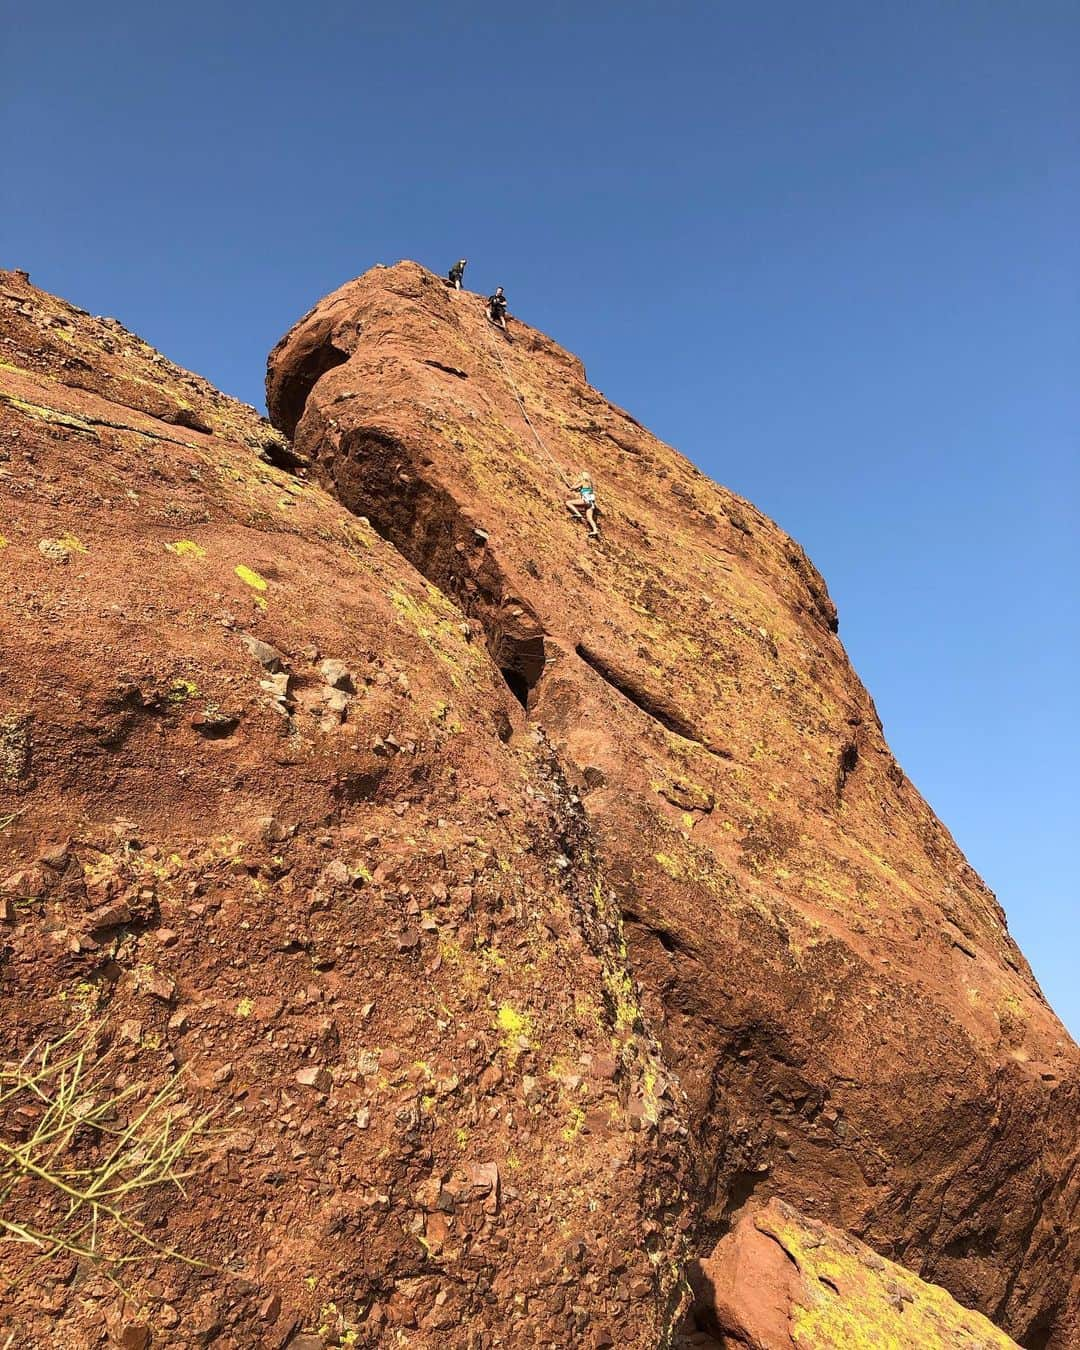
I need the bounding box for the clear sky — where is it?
[4,2,1077,1034]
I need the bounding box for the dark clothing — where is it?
[448,261,466,285]
[488,292,507,316]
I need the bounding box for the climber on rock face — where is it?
[487,287,508,330]
[566,471,600,538]
[448,259,467,289]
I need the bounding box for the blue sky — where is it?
[4,2,1077,1034]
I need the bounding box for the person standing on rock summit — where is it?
[448,258,467,289]
[487,286,508,330]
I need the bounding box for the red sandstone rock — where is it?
[0,269,689,1347]
[268,261,1079,1347]
[685,1198,1020,1349]
[0,261,1076,1348]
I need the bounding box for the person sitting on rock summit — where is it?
[448,258,467,289]
[487,286,508,330]
[566,471,600,538]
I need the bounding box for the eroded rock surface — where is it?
[0,270,691,1347]
[268,261,1079,1347]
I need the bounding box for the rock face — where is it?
[267,262,1079,1347]
[0,262,1075,1348]
[0,271,690,1347]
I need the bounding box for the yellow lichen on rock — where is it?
[691,1199,1020,1349]
[166,539,206,559]
[763,1203,1018,1350]
[234,563,267,591]
[495,1002,533,1058]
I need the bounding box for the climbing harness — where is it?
[481,316,571,490]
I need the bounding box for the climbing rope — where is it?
[481,317,571,489]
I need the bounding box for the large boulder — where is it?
[685,1198,1020,1349]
